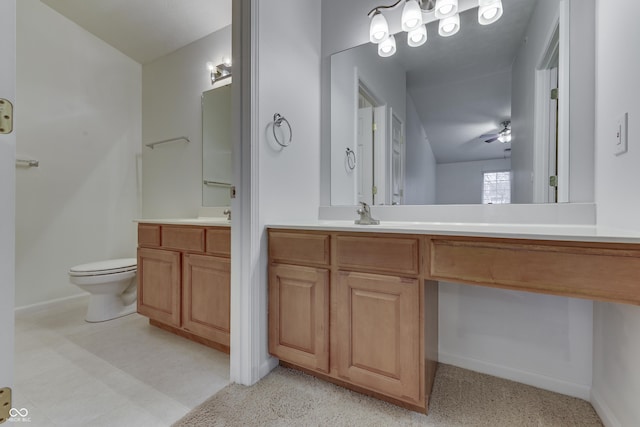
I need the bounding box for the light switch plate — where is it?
[615,112,628,156]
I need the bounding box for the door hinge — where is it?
[230,186,236,199]
[372,185,378,195]
[372,123,377,132]
[550,88,559,100]
[0,99,14,134]
[549,175,558,187]
[0,387,11,424]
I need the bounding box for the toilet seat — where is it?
[69,258,137,277]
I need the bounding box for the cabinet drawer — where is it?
[206,228,231,257]
[336,235,420,275]
[428,237,640,304]
[138,224,160,247]
[162,226,205,252]
[269,231,330,266]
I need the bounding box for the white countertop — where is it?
[267,220,640,244]
[135,217,230,226]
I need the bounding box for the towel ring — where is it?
[273,113,292,147]
[346,148,356,170]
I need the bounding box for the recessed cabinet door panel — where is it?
[183,254,230,345]
[269,264,330,373]
[137,248,181,327]
[336,271,420,403]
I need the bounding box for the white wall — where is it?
[330,43,406,205]
[405,95,436,205]
[142,26,231,218]
[591,0,640,425]
[15,0,141,307]
[257,0,322,374]
[440,284,593,398]
[511,0,595,204]
[436,158,511,205]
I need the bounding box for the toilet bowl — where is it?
[69,258,137,322]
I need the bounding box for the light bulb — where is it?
[408,25,427,47]
[401,0,423,32]
[434,0,458,19]
[369,12,389,44]
[478,0,503,25]
[206,62,214,71]
[378,34,396,57]
[438,14,460,37]
[222,56,232,66]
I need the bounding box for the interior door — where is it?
[357,106,373,205]
[373,106,386,205]
[0,0,17,391]
[391,113,404,205]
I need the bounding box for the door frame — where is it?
[533,0,570,203]
[0,0,17,389]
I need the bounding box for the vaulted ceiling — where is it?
[40,0,232,64]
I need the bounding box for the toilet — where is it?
[68,258,138,322]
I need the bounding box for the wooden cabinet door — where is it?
[137,248,181,327]
[269,264,330,373]
[182,254,230,346]
[336,271,421,403]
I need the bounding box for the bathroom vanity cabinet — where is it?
[137,223,230,353]
[268,225,640,413]
[268,229,438,413]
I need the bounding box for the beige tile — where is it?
[14,297,230,426]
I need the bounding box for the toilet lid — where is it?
[69,258,137,277]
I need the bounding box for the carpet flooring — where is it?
[173,364,602,426]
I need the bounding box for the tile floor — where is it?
[12,296,230,427]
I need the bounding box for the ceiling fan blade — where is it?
[484,137,498,143]
[479,133,497,138]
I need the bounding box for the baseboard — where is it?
[14,292,88,315]
[439,351,591,400]
[260,356,279,380]
[590,388,622,427]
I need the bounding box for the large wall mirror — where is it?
[329,0,593,206]
[202,84,232,207]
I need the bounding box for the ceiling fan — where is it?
[480,120,511,143]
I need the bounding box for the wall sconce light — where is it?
[206,56,232,84]
[368,0,504,57]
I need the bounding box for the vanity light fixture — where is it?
[478,0,503,25]
[207,57,232,84]
[378,34,397,57]
[368,0,504,57]
[438,14,460,37]
[368,0,426,52]
[408,25,428,47]
[434,0,458,19]
[401,0,423,32]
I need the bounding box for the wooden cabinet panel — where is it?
[182,254,230,345]
[336,271,421,403]
[205,228,231,257]
[269,231,330,266]
[269,264,330,373]
[137,248,181,327]
[428,237,640,305]
[336,235,420,275]
[138,224,160,247]
[161,226,205,252]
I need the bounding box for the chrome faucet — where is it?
[355,202,379,225]
[223,208,231,221]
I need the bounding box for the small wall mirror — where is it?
[202,84,232,207]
